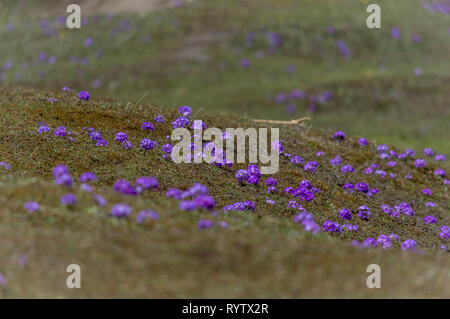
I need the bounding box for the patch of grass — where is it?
[0,86,449,297]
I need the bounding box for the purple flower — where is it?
[78,91,90,100]
[425,201,436,208]
[391,27,400,39]
[61,193,77,206]
[322,220,342,233]
[141,122,154,131]
[136,210,159,224]
[166,188,183,200]
[342,224,358,232]
[115,132,128,143]
[338,208,352,220]
[235,169,249,183]
[96,139,108,147]
[355,182,369,193]
[93,194,107,206]
[336,40,350,59]
[122,140,132,150]
[84,37,93,47]
[363,238,378,247]
[24,201,40,213]
[247,164,261,179]
[330,155,342,166]
[359,138,369,146]
[401,239,417,251]
[37,123,51,133]
[135,177,158,193]
[290,156,303,165]
[424,148,434,156]
[179,200,197,211]
[414,158,426,168]
[422,188,432,196]
[53,164,69,178]
[357,205,372,221]
[172,116,189,129]
[333,131,346,140]
[111,203,131,218]
[54,126,67,137]
[198,219,214,229]
[55,173,73,187]
[440,226,450,240]
[154,115,165,123]
[271,140,284,153]
[435,154,446,161]
[194,195,216,210]
[343,183,354,192]
[140,138,157,151]
[178,105,192,117]
[341,165,354,173]
[264,177,277,187]
[377,235,392,249]
[424,215,436,224]
[113,179,137,195]
[434,168,446,177]
[80,172,97,183]
[239,58,250,68]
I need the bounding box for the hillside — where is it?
[0,86,449,297]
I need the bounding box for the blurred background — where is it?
[1,0,449,154]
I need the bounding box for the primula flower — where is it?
[247,164,261,179]
[172,116,189,129]
[440,226,450,240]
[342,224,358,232]
[61,193,77,206]
[113,180,137,195]
[343,183,354,192]
[424,215,436,224]
[54,126,67,137]
[24,201,40,213]
[122,141,132,150]
[271,140,284,153]
[304,161,318,173]
[154,115,165,123]
[80,172,97,183]
[55,173,73,187]
[341,165,354,173]
[357,205,372,221]
[377,235,392,249]
[165,188,183,200]
[414,159,426,168]
[136,210,159,224]
[141,122,154,131]
[178,106,192,117]
[338,208,352,220]
[435,154,446,161]
[115,132,128,143]
[401,239,417,251]
[135,177,158,193]
[140,139,157,151]
[322,220,342,233]
[37,123,50,133]
[194,195,216,210]
[290,156,303,165]
[198,219,214,229]
[359,138,368,146]
[363,238,378,247]
[53,164,69,178]
[333,131,346,140]
[96,139,108,147]
[111,203,131,218]
[355,182,369,193]
[424,148,434,156]
[434,168,445,177]
[264,177,277,187]
[78,91,90,100]
[425,201,436,208]
[93,194,107,206]
[330,155,342,166]
[422,188,432,196]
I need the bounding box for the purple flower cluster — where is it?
[293,210,320,234]
[357,205,372,221]
[322,220,342,233]
[223,201,255,212]
[235,164,261,185]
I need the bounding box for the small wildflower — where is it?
[111,203,131,218]
[357,205,372,221]
[60,193,77,206]
[115,132,128,143]
[80,172,97,183]
[333,131,346,140]
[141,122,154,131]
[401,239,417,251]
[24,201,40,213]
[424,215,436,224]
[359,138,368,146]
[136,210,159,224]
[338,208,352,220]
[78,91,90,100]
[198,219,214,229]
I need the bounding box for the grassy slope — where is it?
[0,86,449,297]
[1,0,449,154]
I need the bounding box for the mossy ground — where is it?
[0,86,449,297]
